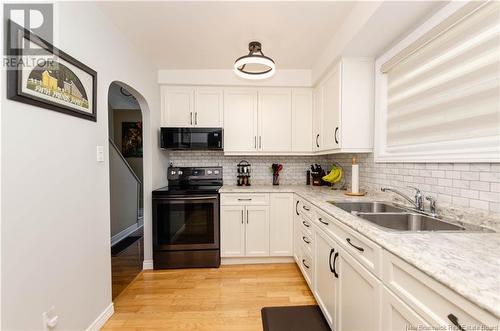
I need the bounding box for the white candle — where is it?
[352,164,359,193]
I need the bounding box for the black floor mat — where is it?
[261,305,330,331]
[111,236,142,256]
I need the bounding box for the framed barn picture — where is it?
[6,20,97,121]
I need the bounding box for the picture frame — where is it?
[122,122,143,157]
[6,20,97,121]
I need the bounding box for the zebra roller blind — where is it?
[383,2,500,153]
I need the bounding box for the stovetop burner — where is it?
[153,166,223,196]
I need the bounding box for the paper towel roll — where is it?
[352,164,359,194]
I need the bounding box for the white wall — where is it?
[0,2,166,330]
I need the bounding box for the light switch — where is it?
[96,145,104,162]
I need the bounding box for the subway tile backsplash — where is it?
[165,151,500,213]
[326,153,500,213]
[166,151,333,186]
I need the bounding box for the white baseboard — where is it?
[86,303,114,331]
[143,259,154,270]
[111,223,142,247]
[221,256,294,265]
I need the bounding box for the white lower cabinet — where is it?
[293,196,301,263]
[220,204,269,257]
[220,206,245,257]
[313,227,339,329]
[337,245,382,331]
[245,206,270,256]
[220,193,288,258]
[270,193,294,256]
[382,287,429,331]
[222,193,498,331]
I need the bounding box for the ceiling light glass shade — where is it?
[234,42,276,80]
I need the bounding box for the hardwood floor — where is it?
[103,263,316,331]
[112,229,144,299]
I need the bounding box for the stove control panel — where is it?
[168,166,223,181]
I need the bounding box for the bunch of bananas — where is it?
[322,165,343,184]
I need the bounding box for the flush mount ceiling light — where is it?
[234,41,276,80]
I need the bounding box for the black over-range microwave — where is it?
[160,127,223,150]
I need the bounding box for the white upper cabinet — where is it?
[161,86,223,127]
[314,58,374,153]
[194,87,224,127]
[258,88,292,152]
[223,89,258,153]
[161,86,194,127]
[292,89,313,152]
[341,58,374,151]
[160,62,372,154]
[312,86,323,151]
[321,66,341,150]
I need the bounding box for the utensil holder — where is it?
[272,174,280,185]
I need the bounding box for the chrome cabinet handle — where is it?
[302,236,310,244]
[295,200,300,215]
[302,259,310,269]
[190,112,193,125]
[302,221,310,228]
[241,210,244,224]
[246,209,249,224]
[447,314,465,331]
[346,238,364,252]
[254,136,257,149]
[334,127,339,144]
[303,205,310,211]
[259,136,262,149]
[195,112,198,125]
[316,134,320,148]
[318,217,329,226]
[238,198,252,201]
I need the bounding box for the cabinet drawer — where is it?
[221,193,270,206]
[300,248,313,287]
[298,214,313,236]
[314,208,382,277]
[298,227,313,255]
[298,198,315,220]
[383,250,499,329]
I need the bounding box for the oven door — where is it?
[153,194,219,251]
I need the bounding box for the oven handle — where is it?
[154,196,218,201]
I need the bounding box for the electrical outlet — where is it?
[42,306,58,331]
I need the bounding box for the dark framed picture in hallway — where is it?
[6,20,97,121]
[122,122,143,157]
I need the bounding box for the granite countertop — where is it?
[219,185,500,318]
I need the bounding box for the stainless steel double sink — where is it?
[329,201,491,232]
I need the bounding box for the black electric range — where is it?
[152,166,222,269]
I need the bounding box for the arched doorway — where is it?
[107,82,146,299]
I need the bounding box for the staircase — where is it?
[109,138,142,246]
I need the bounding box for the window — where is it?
[375,1,500,162]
